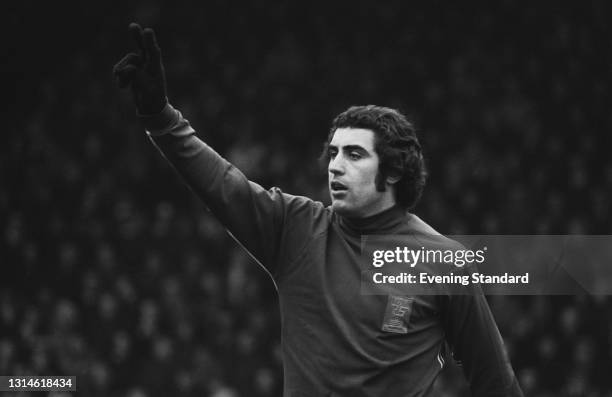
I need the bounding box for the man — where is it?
[114,23,523,397]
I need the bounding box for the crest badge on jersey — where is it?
[381,295,414,334]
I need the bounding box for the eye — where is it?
[348,151,362,160]
[328,148,338,159]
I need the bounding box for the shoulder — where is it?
[406,213,441,235]
[269,188,328,214]
[267,188,332,229]
[405,213,465,251]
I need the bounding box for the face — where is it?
[327,128,397,218]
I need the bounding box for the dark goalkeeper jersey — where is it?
[142,105,523,397]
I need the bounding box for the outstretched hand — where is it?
[113,23,168,114]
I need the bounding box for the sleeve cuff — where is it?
[138,103,181,136]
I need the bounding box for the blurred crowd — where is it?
[4,1,612,396]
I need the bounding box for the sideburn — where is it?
[375,171,387,192]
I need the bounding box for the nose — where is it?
[328,153,345,176]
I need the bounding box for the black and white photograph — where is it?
[4,2,612,396]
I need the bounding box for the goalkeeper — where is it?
[114,23,523,397]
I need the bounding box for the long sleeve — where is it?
[442,284,524,397]
[140,104,320,278]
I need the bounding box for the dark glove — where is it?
[113,23,168,115]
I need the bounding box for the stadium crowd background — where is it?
[4,1,612,396]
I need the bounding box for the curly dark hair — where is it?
[323,105,427,210]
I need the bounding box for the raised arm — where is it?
[113,24,319,278]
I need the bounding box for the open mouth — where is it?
[330,181,348,191]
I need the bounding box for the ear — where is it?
[386,175,401,185]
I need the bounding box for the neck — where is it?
[344,201,396,220]
[337,204,405,235]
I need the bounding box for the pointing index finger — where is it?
[143,28,161,61]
